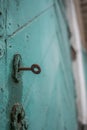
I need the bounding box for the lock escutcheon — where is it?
[12,54,41,83]
[10,103,28,130]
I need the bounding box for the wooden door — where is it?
[0,0,78,130]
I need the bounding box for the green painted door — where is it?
[0,0,78,130]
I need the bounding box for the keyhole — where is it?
[0,12,2,16]
[17,113,22,123]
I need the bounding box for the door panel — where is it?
[7,7,61,130]
[6,5,77,130]
[0,0,78,130]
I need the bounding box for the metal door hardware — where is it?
[10,103,28,130]
[12,54,41,83]
[12,54,22,83]
[18,64,41,74]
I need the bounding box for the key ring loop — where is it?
[31,64,41,74]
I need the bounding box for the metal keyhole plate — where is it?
[12,54,41,83]
[12,54,22,83]
[10,103,28,130]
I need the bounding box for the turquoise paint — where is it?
[0,0,78,130]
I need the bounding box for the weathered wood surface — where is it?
[0,0,78,130]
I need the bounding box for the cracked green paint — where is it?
[0,0,78,130]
